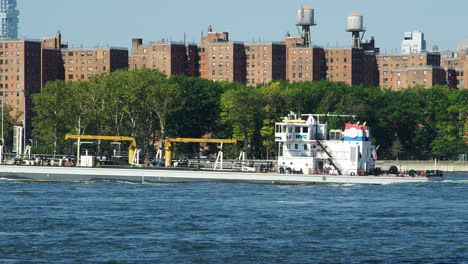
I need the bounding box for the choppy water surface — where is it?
[0,174,467,264]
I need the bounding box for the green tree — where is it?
[32,80,71,152]
[430,88,468,158]
[258,82,288,158]
[221,86,264,158]
[1,103,22,150]
[145,70,184,146]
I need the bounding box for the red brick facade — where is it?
[127,27,462,90]
[441,51,468,89]
[62,47,128,82]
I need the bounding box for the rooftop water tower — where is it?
[346,12,365,48]
[296,6,316,47]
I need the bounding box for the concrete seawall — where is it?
[376,160,468,173]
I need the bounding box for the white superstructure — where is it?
[0,0,19,39]
[401,31,426,54]
[275,112,376,176]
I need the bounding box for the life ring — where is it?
[350,172,356,176]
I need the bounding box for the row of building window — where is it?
[0,91,21,97]
[68,74,94,80]
[246,78,269,84]
[210,46,231,51]
[441,60,464,67]
[326,74,348,79]
[211,70,231,75]
[0,75,20,81]
[382,56,421,61]
[291,58,310,63]
[68,66,107,72]
[0,67,21,73]
[291,73,310,78]
[0,99,21,105]
[0,43,21,49]
[212,78,230,82]
[246,54,269,59]
[211,62,231,67]
[67,59,103,64]
[325,58,348,63]
[142,46,167,53]
[292,50,311,55]
[0,83,21,89]
[0,51,21,56]
[63,51,108,57]
[286,144,309,150]
[383,70,429,76]
[291,65,310,71]
[245,46,269,51]
[246,70,268,76]
[381,63,427,69]
[0,59,22,65]
[210,54,231,59]
[325,50,349,55]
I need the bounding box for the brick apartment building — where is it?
[126,16,466,91]
[0,32,130,146]
[199,28,246,83]
[41,33,65,86]
[62,46,128,82]
[0,33,64,145]
[324,48,369,86]
[129,29,287,86]
[375,52,454,90]
[127,29,466,91]
[0,39,40,131]
[284,32,378,87]
[130,39,191,76]
[286,46,324,82]
[441,50,468,89]
[245,42,286,86]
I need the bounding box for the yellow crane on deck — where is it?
[65,134,137,165]
[164,138,237,168]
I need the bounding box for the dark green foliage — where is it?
[32,71,467,159]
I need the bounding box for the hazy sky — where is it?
[19,0,468,52]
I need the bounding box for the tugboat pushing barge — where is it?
[275,112,442,180]
[0,113,443,185]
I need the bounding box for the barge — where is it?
[0,165,442,185]
[0,112,443,185]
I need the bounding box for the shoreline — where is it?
[376,160,468,173]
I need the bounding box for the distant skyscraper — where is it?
[0,0,19,39]
[401,31,426,54]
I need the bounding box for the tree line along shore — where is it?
[3,68,463,161]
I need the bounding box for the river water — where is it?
[0,174,467,264]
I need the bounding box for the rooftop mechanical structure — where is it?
[296,6,316,47]
[346,12,365,48]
